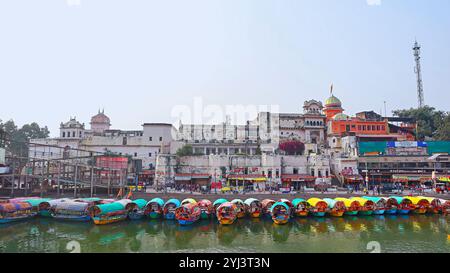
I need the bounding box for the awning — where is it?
[175,173,210,181]
[227,174,267,182]
[281,174,316,182]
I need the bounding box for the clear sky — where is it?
[0,0,449,136]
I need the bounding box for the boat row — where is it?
[1,196,449,226]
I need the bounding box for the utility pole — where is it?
[413,40,425,108]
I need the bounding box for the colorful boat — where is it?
[231,199,246,218]
[216,202,238,225]
[389,196,414,214]
[420,197,441,214]
[198,199,213,219]
[163,199,181,220]
[382,197,399,214]
[50,200,91,221]
[213,198,228,216]
[89,199,131,225]
[181,198,197,206]
[244,198,262,218]
[278,199,295,218]
[408,196,430,214]
[440,199,450,215]
[0,201,36,223]
[350,197,375,216]
[261,199,276,218]
[335,198,361,216]
[363,196,386,215]
[19,198,52,216]
[291,198,310,217]
[145,198,164,219]
[125,199,147,220]
[175,203,201,225]
[323,198,345,217]
[270,202,290,225]
[306,198,328,217]
[38,198,71,217]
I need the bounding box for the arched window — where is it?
[62,132,65,138]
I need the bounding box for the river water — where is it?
[1,215,449,253]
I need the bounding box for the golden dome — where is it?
[325,95,342,107]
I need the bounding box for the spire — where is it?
[330,83,334,96]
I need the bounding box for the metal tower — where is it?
[413,40,424,108]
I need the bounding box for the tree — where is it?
[434,114,450,140]
[392,106,448,140]
[176,144,194,157]
[278,140,305,155]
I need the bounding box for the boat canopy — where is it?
[362,196,384,204]
[270,202,289,213]
[323,198,337,208]
[0,202,32,213]
[244,198,259,206]
[389,196,404,204]
[198,199,212,206]
[181,198,197,205]
[213,198,228,207]
[231,199,244,205]
[164,199,181,208]
[307,198,327,207]
[335,198,360,208]
[350,197,372,206]
[23,198,52,207]
[292,198,307,207]
[148,198,164,207]
[90,202,126,216]
[53,201,89,212]
[408,197,430,206]
[130,199,147,209]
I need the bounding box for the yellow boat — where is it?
[306,198,328,217]
[418,196,441,214]
[335,198,361,216]
[350,197,375,216]
[407,196,430,214]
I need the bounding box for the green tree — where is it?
[434,114,450,140]
[392,106,446,140]
[176,144,194,157]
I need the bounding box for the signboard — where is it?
[387,141,427,148]
[0,148,5,165]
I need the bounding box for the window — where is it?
[372,125,376,131]
[72,131,75,137]
[149,137,152,141]
[362,125,366,131]
[376,125,380,131]
[62,132,65,138]
[367,125,371,131]
[134,153,137,157]
[381,125,385,131]
[358,125,361,130]
[159,137,163,141]
[149,153,152,157]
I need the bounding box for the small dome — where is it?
[91,110,110,125]
[332,113,351,121]
[325,95,342,107]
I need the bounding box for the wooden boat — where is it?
[181,198,197,206]
[38,198,71,217]
[418,196,440,214]
[216,202,238,225]
[125,199,147,220]
[335,198,361,215]
[163,199,181,220]
[213,198,228,216]
[0,200,36,223]
[382,197,399,214]
[278,199,295,218]
[145,198,164,219]
[89,199,131,225]
[408,197,430,214]
[50,200,91,221]
[270,202,290,225]
[292,198,310,217]
[389,196,414,214]
[244,198,262,218]
[231,199,246,218]
[198,199,213,219]
[323,198,345,217]
[350,197,375,216]
[16,198,52,216]
[261,199,276,218]
[440,199,450,215]
[175,203,201,225]
[363,196,386,215]
[306,198,328,217]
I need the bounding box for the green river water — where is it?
[1,215,450,253]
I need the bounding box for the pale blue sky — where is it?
[0,0,449,136]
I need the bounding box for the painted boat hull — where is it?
[0,215,35,224]
[236,212,246,219]
[359,211,373,216]
[200,212,210,220]
[398,209,411,214]
[344,211,358,216]
[128,212,144,220]
[219,218,235,225]
[329,211,344,217]
[92,214,127,225]
[273,218,289,225]
[53,215,91,221]
[39,210,52,217]
[373,210,385,215]
[164,213,176,220]
[178,219,196,225]
[413,209,427,214]
[250,212,261,218]
[295,211,309,217]
[312,212,326,217]
[385,209,397,214]
[148,212,161,219]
